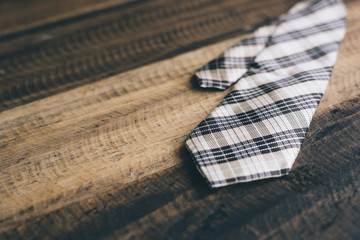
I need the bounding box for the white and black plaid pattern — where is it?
[185,0,346,188]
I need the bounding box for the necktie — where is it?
[185,0,347,188]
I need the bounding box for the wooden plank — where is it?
[0,0,359,239]
[0,35,241,233]
[0,0,298,112]
[0,0,136,37]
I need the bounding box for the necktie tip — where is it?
[195,75,232,90]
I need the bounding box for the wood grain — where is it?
[0,0,297,112]
[0,35,241,231]
[0,0,359,239]
[0,0,136,37]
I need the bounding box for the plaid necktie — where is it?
[185,0,347,188]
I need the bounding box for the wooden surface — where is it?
[0,0,359,239]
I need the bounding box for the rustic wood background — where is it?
[0,0,359,239]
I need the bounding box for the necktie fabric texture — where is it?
[185,0,347,188]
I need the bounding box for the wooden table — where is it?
[1,0,359,239]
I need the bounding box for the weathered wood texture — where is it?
[0,0,297,111]
[0,0,359,239]
[0,0,135,37]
